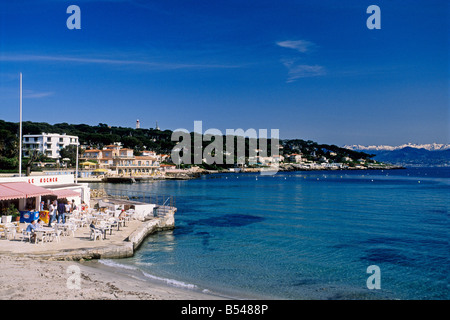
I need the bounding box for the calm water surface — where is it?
[90,167,449,300]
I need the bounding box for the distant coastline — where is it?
[76,163,406,183]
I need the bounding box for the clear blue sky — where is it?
[0,0,448,146]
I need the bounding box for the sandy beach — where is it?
[0,255,226,300]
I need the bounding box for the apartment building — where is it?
[23,133,79,159]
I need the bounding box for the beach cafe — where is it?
[0,174,90,224]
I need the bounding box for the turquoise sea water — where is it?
[90,167,449,300]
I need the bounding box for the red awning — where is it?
[0,182,54,199]
[0,185,25,201]
[51,189,80,199]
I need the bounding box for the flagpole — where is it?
[19,72,23,177]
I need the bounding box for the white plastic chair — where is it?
[90,227,103,241]
[72,209,80,217]
[4,226,16,240]
[108,217,119,230]
[21,229,32,242]
[35,232,47,244]
[66,222,77,237]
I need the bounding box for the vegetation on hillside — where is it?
[0,120,374,172]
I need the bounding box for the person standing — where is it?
[65,201,72,214]
[48,200,57,227]
[57,200,67,224]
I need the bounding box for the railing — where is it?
[95,187,176,217]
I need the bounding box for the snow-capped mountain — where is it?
[344,143,450,152]
[343,143,450,167]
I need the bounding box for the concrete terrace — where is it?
[0,213,175,261]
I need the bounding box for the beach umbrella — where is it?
[81,161,96,166]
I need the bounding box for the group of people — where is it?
[25,199,89,242]
[25,218,47,242]
[46,199,88,226]
[46,199,70,226]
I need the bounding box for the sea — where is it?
[89,167,449,300]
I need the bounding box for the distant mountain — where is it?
[344,143,450,152]
[344,144,450,167]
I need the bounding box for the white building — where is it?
[0,174,90,218]
[288,154,303,163]
[23,133,79,159]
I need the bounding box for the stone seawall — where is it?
[18,210,176,261]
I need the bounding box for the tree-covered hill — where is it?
[0,119,374,171]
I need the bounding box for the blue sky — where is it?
[0,0,448,146]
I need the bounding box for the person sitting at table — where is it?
[90,221,100,231]
[36,219,44,230]
[25,220,37,243]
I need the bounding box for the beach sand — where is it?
[0,255,227,300]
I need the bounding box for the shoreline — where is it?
[92,257,282,300]
[78,166,406,183]
[0,255,227,300]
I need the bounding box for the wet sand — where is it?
[0,255,227,300]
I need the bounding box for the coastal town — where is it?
[14,128,403,183]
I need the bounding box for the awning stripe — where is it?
[0,185,25,201]
[0,182,54,200]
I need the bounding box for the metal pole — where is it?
[19,73,22,177]
[75,143,79,183]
